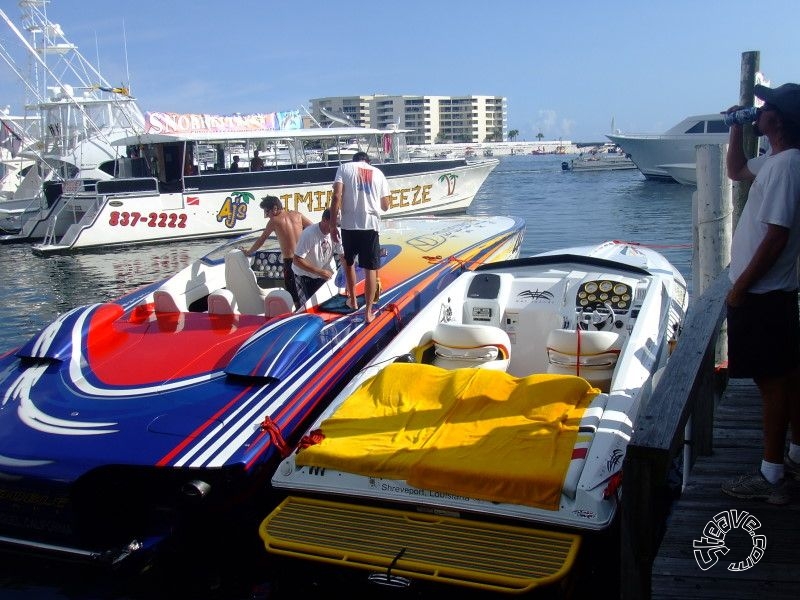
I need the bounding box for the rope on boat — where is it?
[296,429,325,452]
[260,416,291,458]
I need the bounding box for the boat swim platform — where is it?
[259,495,581,595]
[650,378,800,599]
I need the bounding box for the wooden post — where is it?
[732,50,760,230]
[695,144,732,294]
[695,144,732,367]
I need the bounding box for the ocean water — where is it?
[0,154,695,598]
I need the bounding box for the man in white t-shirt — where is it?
[722,82,800,505]
[330,151,391,323]
[292,209,338,306]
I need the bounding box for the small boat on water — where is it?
[261,240,688,594]
[2,110,498,253]
[0,214,524,566]
[561,147,636,172]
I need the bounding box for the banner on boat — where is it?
[144,110,302,135]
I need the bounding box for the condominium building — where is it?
[309,95,507,144]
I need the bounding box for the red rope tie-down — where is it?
[421,254,443,264]
[295,429,326,453]
[260,416,290,458]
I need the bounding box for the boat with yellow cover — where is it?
[261,240,688,593]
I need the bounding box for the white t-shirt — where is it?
[292,223,335,278]
[730,148,800,292]
[333,161,390,231]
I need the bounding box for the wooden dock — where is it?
[620,269,799,599]
[650,378,800,599]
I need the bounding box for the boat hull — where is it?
[264,240,688,591]
[606,133,727,180]
[0,214,524,564]
[25,158,498,253]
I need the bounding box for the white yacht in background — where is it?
[606,113,729,181]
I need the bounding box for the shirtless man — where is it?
[245,195,312,306]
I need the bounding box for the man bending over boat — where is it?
[245,195,312,307]
[330,151,391,323]
[292,209,339,306]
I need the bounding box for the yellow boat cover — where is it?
[295,363,599,510]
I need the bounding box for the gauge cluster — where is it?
[576,279,633,312]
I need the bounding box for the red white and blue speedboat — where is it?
[0,215,524,565]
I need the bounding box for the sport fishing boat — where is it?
[262,240,688,594]
[19,110,498,253]
[0,214,524,566]
[0,0,145,237]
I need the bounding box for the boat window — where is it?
[685,121,705,134]
[706,118,728,133]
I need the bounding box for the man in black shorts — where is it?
[722,82,800,505]
[330,152,391,323]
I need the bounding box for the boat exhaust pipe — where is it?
[181,479,211,499]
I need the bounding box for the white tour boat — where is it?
[22,112,498,254]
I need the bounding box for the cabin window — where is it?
[707,119,728,133]
[685,121,705,134]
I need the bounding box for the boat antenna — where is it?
[319,106,355,127]
[300,105,321,128]
[123,19,132,96]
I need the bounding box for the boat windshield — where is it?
[199,232,279,265]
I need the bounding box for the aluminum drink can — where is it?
[724,107,758,126]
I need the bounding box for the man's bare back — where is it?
[246,200,312,259]
[265,210,310,259]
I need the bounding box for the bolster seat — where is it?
[546,328,621,391]
[432,322,511,371]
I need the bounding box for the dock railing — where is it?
[620,267,731,600]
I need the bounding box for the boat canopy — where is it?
[111,126,411,146]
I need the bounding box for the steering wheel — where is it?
[589,302,614,331]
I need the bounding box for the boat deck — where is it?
[650,378,800,599]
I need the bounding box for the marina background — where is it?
[0,154,695,355]
[0,153,695,597]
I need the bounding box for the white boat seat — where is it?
[224,249,270,315]
[265,289,294,318]
[546,328,621,391]
[207,288,236,315]
[432,322,511,371]
[153,289,183,313]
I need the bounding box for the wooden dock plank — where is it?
[651,379,800,599]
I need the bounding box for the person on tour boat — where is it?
[250,150,265,171]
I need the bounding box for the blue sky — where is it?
[0,0,797,142]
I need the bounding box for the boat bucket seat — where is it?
[431,322,511,371]
[546,328,621,391]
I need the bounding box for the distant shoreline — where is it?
[407,140,584,157]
